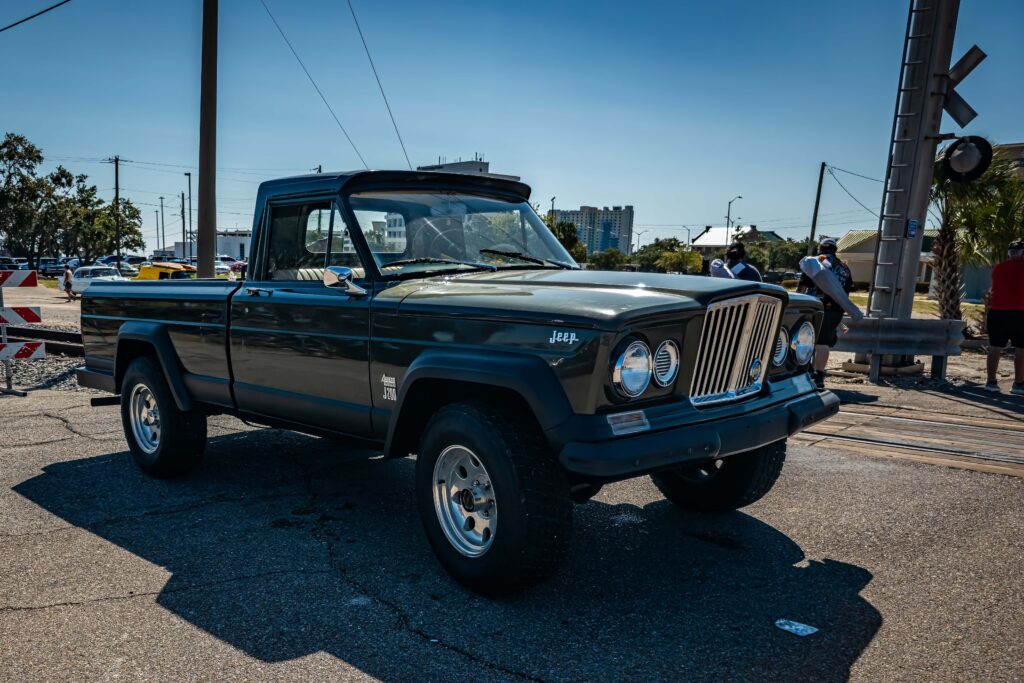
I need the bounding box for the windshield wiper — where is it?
[478,249,576,270]
[380,257,497,272]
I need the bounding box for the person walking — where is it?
[62,264,76,302]
[984,239,1024,395]
[797,237,855,388]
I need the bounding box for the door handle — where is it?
[246,287,273,297]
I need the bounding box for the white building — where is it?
[551,205,635,255]
[156,229,252,261]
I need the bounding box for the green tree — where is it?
[588,247,626,271]
[746,238,811,273]
[82,199,146,265]
[655,247,702,273]
[633,237,685,272]
[931,148,1021,321]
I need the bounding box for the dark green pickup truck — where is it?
[78,170,838,594]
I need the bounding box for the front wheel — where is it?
[651,440,787,512]
[415,400,572,595]
[120,356,207,478]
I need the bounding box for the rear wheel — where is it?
[416,400,572,595]
[651,440,787,512]
[120,356,207,478]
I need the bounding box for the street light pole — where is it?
[726,195,742,231]
[634,229,648,253]
[549,196,556,223]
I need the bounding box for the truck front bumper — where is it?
[557,388,839,480]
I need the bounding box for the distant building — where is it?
[552,205,635,255]
[416,157,520,181]
[157,229,252,261]
[690,225,782,258]
[995,142,1024,179]
[836,228,937,287]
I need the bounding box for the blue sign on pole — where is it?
[906,219,919,238]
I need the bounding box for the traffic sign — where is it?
[0,270,39,288]
[0,307,42,325]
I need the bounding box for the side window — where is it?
[325,207,363,272]
[265,200,353,281]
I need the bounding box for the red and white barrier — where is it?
[0,270,39,288]
[0,341,45,360]
[0,307,42,325]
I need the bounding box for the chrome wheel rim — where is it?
[432,445,497,557]
[129,383,161,454]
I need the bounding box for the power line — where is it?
[0,0,73,34]
[828,165,885,183]
[826,166,878,218]
[258,0,368,168]
[346,0,411,169]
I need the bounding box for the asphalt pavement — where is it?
[1,390,1022,682]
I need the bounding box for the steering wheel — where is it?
[420,216,465,259]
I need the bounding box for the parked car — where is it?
[70,266,128,294]
[0,257,20,271]
[134,262,197,281]
[77,169,837,596]
[38,257,64,276]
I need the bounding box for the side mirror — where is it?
[324,265,368,297]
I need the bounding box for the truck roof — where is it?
[256,169,532,205]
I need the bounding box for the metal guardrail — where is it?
[833,317,966,357]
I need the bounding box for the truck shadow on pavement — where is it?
[15,427,881,682]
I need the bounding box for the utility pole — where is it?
[154,211,159,254]
[112,155,121,268]
[726,195,742,236]
[181,192,187,260]
[196,0,218,278]
[184,172,193,261]
[316,164,322,174]
[808,161,826,254]
[159,196,166,254]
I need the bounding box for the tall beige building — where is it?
[552,205,635,255]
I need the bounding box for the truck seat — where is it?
[271,267,364,281]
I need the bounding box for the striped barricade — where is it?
[0,307,42,325]
[0,270,39,288]
[0,269,44,395]
[0,341,46,360]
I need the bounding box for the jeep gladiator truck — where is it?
[78,170,839,595]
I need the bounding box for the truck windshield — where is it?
[347,191,577,276]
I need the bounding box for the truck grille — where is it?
[689,294,783,406]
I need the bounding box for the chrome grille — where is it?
[689,294,783,406]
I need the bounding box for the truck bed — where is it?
[81,279,242,408]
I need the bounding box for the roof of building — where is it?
[691,226,783,248]
[837,228,939,252]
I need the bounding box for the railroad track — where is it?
[2,325,83,356]
[795,402,1024,476]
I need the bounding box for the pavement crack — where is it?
[42,412,114,441]
[0,568,334,613]
[298,463,548,683]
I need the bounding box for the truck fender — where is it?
[383,349,574,457]
[115,322,193,411]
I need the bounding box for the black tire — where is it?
[119,356,207,478]
[651,440,787,512]
[415,400,572,596]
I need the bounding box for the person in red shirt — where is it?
[985,239,1024,395]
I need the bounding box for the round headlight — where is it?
[613,341,652,397]
[772,327,789,366]
[652,340,680,387]
[790,321,816,366]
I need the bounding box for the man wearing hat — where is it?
[797,237,854,388]
[985,238,1024,395]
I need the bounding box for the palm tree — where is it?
[929,149,1020,321]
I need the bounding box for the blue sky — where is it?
[3,0,1022,254]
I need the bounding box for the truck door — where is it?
[229,198,374,436]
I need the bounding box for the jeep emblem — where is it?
[549,330,578,344]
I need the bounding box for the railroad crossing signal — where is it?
[943,45,986,128]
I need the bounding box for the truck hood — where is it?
[389,269,789,329]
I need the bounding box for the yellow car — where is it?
[134,262,197,281]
